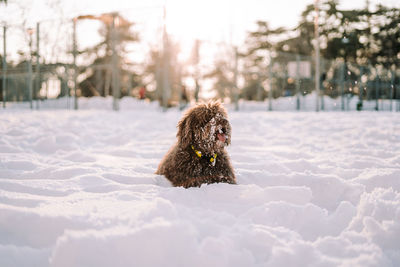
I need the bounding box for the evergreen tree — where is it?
[203,59,233,101]
[144,38,185,105]
[370,5,400,68]
[76,13,140,97]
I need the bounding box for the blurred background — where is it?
[0,0,399,111]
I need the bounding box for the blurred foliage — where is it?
[240,0,400,100]
[144,39,186,105]
[77,13,140,98]
[2,1,399,103]
[203,59,234,101]
[246,0,400,66]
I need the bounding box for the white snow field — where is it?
[1,97,400,267]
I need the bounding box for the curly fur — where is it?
[156,101,236,188]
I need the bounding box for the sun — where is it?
[164,0,230,45]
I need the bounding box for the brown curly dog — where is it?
[156,101,236,188]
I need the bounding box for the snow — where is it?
[1,97,400,267]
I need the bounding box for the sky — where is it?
[2,0,399,44]
[0,0,398,62]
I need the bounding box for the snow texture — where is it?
[1,97,400,267]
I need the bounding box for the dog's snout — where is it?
[217,133,227,142]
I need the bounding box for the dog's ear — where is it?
[176,113,193,148]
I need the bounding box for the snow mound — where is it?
[1,99,399,266]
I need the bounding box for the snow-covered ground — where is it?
[1,97,400,267]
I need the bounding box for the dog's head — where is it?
[177,101,231,154]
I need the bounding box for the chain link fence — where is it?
[1,11,399,111]
[0,7,164,110]
[251,51,400,111]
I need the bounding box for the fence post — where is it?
[295,54,300,110]
[162,8,170,112]
[268,58,273,111]
[314,0,320,112]
[375,74,379,111]
[66,65,70,109]
[2,25,6,108]
[28,29,33,109]
[73,18,78,110]
[194,39,200,103]
[233,46,239,111]
[35,22,40,109]
[111,13,120,111]
[357,67,364,111]
[320,58,325,111]
[340,62,345,111]
[28,56,33,109]
[256,73,262,101]
[390,68,394,112]
[155,55,161,104]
